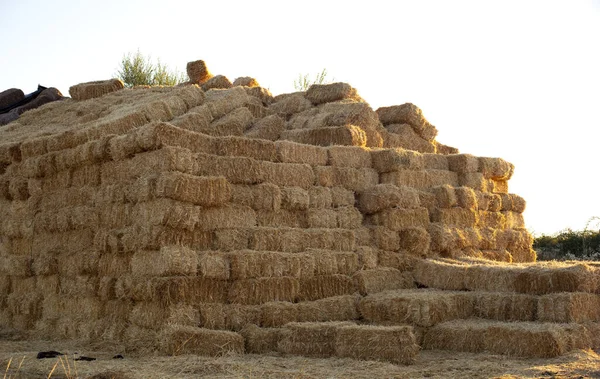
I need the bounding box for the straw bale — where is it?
[458,172,493,192]
[359,289,474,327]
[508,193,526,213]
[370,148,424,173]
[304,249,358,276]
[307,208,338,228]
[336,206,363,228]
[413,259,467,290]
[315,102,383,148]
[193,252,229,280]
[305,83,358,105]
[216,135,277,161]
[256,209,308,228]
[141,276,230,305]
[201,75,233,91]
[358,184,420,214]
[366,207,430,231]
[492,179,508,193]
[204,87,249,119]
[0,254,32,276]
[281,125,367,147]
[335,324,418,365]
[244,114,285,141]
[281,186,310,210]
[229,277,299,305]
[10,276,36,296]
[478,211,506,229]
[538,292,600,323]
[369,226,399,251]
[431,208,478,228]
[376,103,431,132]
[313,166,378,192]
[232,76,259,87]
[353,267,415,295]
[307,186,332,208]
[515,264,597,295]
[278,321,355,358]
[473,292,537,321]
[260,294,359,327]
[326,145,372,168]
[231,183,281,211]
[155,172,231,206]
[423,153,449,170]
[130,301,169,330]
[198,303,261,331]
[455,186,478,210]
[479,157,514,180]
[69,79,124,101]
[511,247,536,263]
[384,124,435,153]
[173,83,205,107]
[482,193,502,212]
[269,92,313,119]
[31,252,58,276]
[325,187,351,209]
[186,60,212,84]
[244,86,273,106]
[464,263,521,292]
[241,324,282,353]
[447,154,479,173]
[57,274,98,298]
[398,227,431,256]
[163,95,189,117]
[431,184,457,208]
[208,106,254,136]
[196,153,264,185]
[263,161,315,189]
[228,250,315,279]
[71,164,101,187]
[498,193,513,212]
[297,274,356,302]
[131,246,197,277]
[274,140,328,166]
[504,211,525,228]
[422,319,486,353]
[7,177,29,200]
[212,228,249,251]
[171,106,214,133]
[380,169,459,190]
[501,229,534,252]
[160,325,244,356]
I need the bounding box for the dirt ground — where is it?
[1,331,600,379]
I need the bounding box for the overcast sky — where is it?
[1,0,599,235]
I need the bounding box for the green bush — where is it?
[116,50,185,87]
[534,221,600,261]
[293,68,333,91]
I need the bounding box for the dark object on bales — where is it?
[36,350,64,359]
[112,354,124,359]
[0,85,65,126]
[75,356,97,361]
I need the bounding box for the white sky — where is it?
[1,0,599,235]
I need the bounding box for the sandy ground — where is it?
[1,332,600,379]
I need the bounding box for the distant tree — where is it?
[116,50,185,87]
[293,68,334,91]
[534,218,600,261]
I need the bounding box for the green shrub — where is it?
[116,50,185,87]
[534,220,600,261]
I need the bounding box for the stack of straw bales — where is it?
[1,58,594,363]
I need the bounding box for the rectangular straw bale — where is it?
[308,186,333,208]
[447,154,479,173]
[231,183,281,211]
[398,227,431,257]
[208,107,253,136]
[473,292,537,321]
[422,319,487,353]
[229,277,299,305]
[145,277,230,305]
[256,209,308,228]
[431,208,478,228]
[307,208,338,228]
[369,227,397,251]
[356,246,378,269]
[281,125,367,147]
[198,303,261,330]
[353,267,415,295]
[41,170,71,191]
[380,170,459,190]
[131,246,198,277]
[216,135,277,162]
[331,186,355,208]
[0,142,21,165]
[359,289,474,327]
[274,140,328,166]
[133,121,216,154]
[155,172,232,206]
[384,124,436,153]
[477,211,506,229]
[278,321,355,358]
[423,153,449,170]
[304,249,359,276]
[196,204,257,231]
[459,172,494,192]
[213,228,250,251]
[297,274,356,301]
[130,301,169,330]
[249,227,355,252]
[281,186,310,210]
[538,293,600,323]
[172,83,205,108]
[455,186,478,209]
[493,180,508,193]
[228,250,315,279]
[245,114,285,141]
[370,148,424,173]
[71,164,101,187]
[464,264,520,292]
[327,145,372,168]
[358,183,420,214]
[159,325,245,356]
[504,211,525,228]
[413,259,467,290]
[334,325,418,365]
[479,157,514,180]
[197,251,230,280]
[305,82,358,105]
[335,206,363,228]
[261,295,359,327]
[204,87,250,119]
[171,106,214,133]
[366,207,430,230]
[515,264,598,295]
[262,161,315,189]
[196,153,264,185]
[20,137,48,160]
[241,324,282,354]
[431,184,457,208]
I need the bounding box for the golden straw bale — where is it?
[172,83,205,108]
[216,135,277,162]
[8,177,29,200]
[334,325,419,365]
[244,86,273,105]
[304,249,358,276]
[383,124,436,153]
[228,277,300,305]
[423,153,449,170]
[278,321,355,358]
[477,211,506,229]
[131,246,198,277]
[196,251,230,280]
[204,87,249,119]
[493,179,509,193]
[327,145,372,168]
[131,122,216,155]
[359,289,474,327]
[208,107,254,136]
[484,193,502,211]
[0,142,21,165]
[305,83,358,105]
[514,263,597,295]
[69,79,124,101]
[358,184,420,214]
[459,172,493,192]
[498,193,513,211]
[307,208,338,228]
[156,172,231,206]
[236,228,353,253]
[504,211,526,228]
[245,98,269,119]
[231,183,281,211]
[455,186,478,209]
[398,227,431,256]
[370,148,424,173]
[447,154,479,173]
[163,95,188,117]
[422,319,487,353]
[354,246,377,269]
[244,114,285,141]
[0,254,32,276]
[281,186,310,210]
[376,103,431,131]
[201,75,233,91]
[269,92,314,120]
[366,207,430,231]
[172,105,213,133]
[20,137,48,159]
[212,228,249,251]
[335,206,363,228]
[274,140,328,166]
[228,250,315,279]
[160,325,244,356]
[261,295,359,327]
[538,292,600,323]
[241,324,282,354]
[431,184,457,208]
[463,263,520,292]
[297,274,356,302]
[317,103,384,148]
[380,169,459,190]
[308,186,333,208]
[473,292,537,321]
[186,60,212,84]
[262,161,315,189]
[509,194,526,213]
[281,125,367,147]
[370,227,399,251]
[431,208,479,228]
[195,153,264,185]
[479,157,514,180]
[353,267,415,295]
[413,259,467,290]
[313,166,379,192]
[256,209,308,228]
[197,303,261,330]
[137,276,230,305]
[233,76,259,87]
